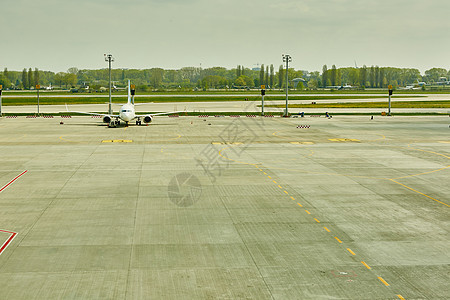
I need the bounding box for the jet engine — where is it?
[103,116,111,123]
[143,115,153,123]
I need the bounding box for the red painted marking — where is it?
[0,170,28,193]
[0,230,18,256]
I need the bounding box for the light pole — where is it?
[104,54,114,115]
[282,54,292,117]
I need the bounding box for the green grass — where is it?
[1,95,426,106]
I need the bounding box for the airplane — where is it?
[66,80,181,127]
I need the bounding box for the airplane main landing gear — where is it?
[136,120,142,126]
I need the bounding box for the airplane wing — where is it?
[65,110,119,118]
[135,111,184,117]
[133,102,154,106]
[63,104,119,117]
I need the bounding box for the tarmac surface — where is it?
[0,115,449,299]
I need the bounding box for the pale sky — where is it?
[1,0,449,73]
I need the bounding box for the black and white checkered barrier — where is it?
[61,115,72,118]
[296,125,311,128]
[6,115,18,118]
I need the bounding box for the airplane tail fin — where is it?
[127,80,131,104]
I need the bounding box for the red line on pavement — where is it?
[0,170,28,193]
[0,230,18,256]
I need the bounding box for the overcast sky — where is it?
[1,0,449,73]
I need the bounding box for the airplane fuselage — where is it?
[119,103,136,122]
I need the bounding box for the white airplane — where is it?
[67,81,181,127]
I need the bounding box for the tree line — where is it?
[0,65,448,90]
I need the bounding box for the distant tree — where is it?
[330,65,337,86]
[322,65,328,88]
[3,68,8,81]
[375,66,380,88]
[64,73,77,88]
[34,68,40,86]
[346,68,359,85]
[54,72,65,88]
[308,78,318,90]
[369,65,375,87]
[379,68,385,88]
[150,68,164,88]
[359,65,367,87]
[336,69,341,86]
[0,74,11,88]
[234,75,253,87]
[278,65,284,88]
[259,64,264,87]
[22,68,28,89]
[235,76,246,86]
[28,68,34,89]
[424,68,447,83]
[264,65,269,86]
[269,64,274,89]
[236,65,241,78]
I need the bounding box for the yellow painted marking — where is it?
[305,210,311,215]
[102,139,133,143]
[283,190,289,194]
[212,142,222,145]
[290,141,314,145]
[390,179,450,207]
[267,176,272,179]
[361,261,371,269]
[290,196,295,201]
[297,203,303,207]
[328,138,360,142]
[232,142,243,145]
[397,295,405,300]
[277,185,283,189]
[258,169,263,171]
[347,248,356,255]
[263,172,267,175]
[160,149,164,153]
[323,227,330,232]
[378,277,390,287]
[438,141,450,144]
[314,218,320,223]
[334,236,342,243]
[272,180,277,184]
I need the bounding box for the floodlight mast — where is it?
[105,54,114,115]
[282,54,292,117]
